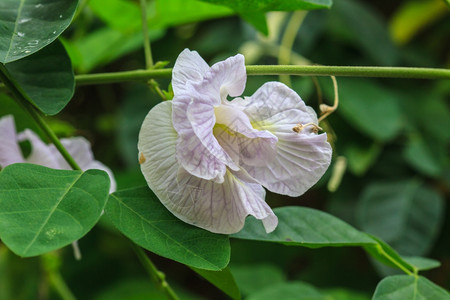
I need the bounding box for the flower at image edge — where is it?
[0,115,116,193]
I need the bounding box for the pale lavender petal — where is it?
[214,103,277,167]
[52,137,116,193]
[235,82,332,197]
[18,129,60,169]
[187,99,239,169]
[194,54,246,103]
[172,168,278,234]
[231,81,318,126]
[172,49,210,96]
[0,115,24,167]
[139,101,180,194]
[52,137,95,169]
[138,101,277,234]
[173,95,237,182]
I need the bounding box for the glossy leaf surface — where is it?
[106,186,230,270]
[0,0,78,63]
[0,163,110,257]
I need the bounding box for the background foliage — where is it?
[0,0,449,299]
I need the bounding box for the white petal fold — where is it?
[52,137,117,193]
[172,49,210,96]
[173,96,237,182]
[233,82,332,197]
[194,54,246,102]
[18,129,61,169]
[138,101,277,234]
[0,115,24,167]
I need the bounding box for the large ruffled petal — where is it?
[0,115,24,167]
[172,49,210,96]
[138,101,277,234]
[232,82,332,197]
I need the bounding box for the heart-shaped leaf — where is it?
[105,186,230,271]
[0,0,78,63]
[0,163,110,257]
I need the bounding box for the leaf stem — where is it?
[42,253,77,300]
[72,65,450,87]
[131,243,180,300]
[377,245,414,276]
[139,0,154,68]
[0,64,81,170]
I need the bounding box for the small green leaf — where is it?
[404,134,445,177]
[0,0,79,63]
[232,206,376,247]
[105,186,230,271]
[363,235,415,274]
[389,0,448,45]
[190,266,241,300]
[357,180,445,256]
[373,275,449,300]
[0,163,110,257]
[403,256,441,271]
[247,282,327,300]
[3,40,74,115]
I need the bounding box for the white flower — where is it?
[0,115,116,193]
[138,49,332,234]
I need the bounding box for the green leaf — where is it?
[372,275,449,300]
[389,0,448,45]
[403,134,445,177]
[0,0,78,63]
[357,180,445,256]
[344,141,381,176]
[247,282,327,300]
[89,0,234,32]
[198,0,331,34]
[3,40,74,115]
[403,256,441,271]
[323,288,370,300]
[105,186,230,271]
[232,207,417,274]
[232,206,376,247]
[199,0,333,11]
[231,263,285,296]
[0,163,110,257]
[190,266,241,300]
[331,0,398,65]
[363,235,415,274]
[62,27,164,73]
[324,78,403,141]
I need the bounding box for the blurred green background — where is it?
[0,0,449,299]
